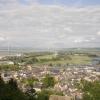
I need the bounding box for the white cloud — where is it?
[0,1,100,48]
[90,37,96,40]
[64,27,73,33]
[74,39,82,43]
[97,31,100,35]
[73,36,94,43]
[58,34,67,38]
[74,39,90,43]
[0,37,6,41]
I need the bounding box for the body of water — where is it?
[92,57,100,65]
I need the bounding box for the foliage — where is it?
[42,74,56,88]
[0,64,20,71]
[26,58,38,64]
[21,77,39,86]
[0,75,62,100]
[0,77,28,100]
[77,80,100,100]
[37,89,51,100]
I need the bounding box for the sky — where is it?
[0,0,100,49]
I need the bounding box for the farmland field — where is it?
[35,54,92,65]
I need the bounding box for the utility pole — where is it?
[7,38,10,56]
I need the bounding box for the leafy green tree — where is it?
[77,80,100,100]
[42,74,56,88]
[0,77,28,100]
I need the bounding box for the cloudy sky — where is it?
[0,0,100,49]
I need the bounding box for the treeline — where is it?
[24,52,53,58]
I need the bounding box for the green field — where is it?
[35,54,92,65]
[3,51,97,66]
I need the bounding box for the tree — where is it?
[0,78,28,100]
[77,80,100,100]
[42,74,56,88]
[8,78,18,89]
